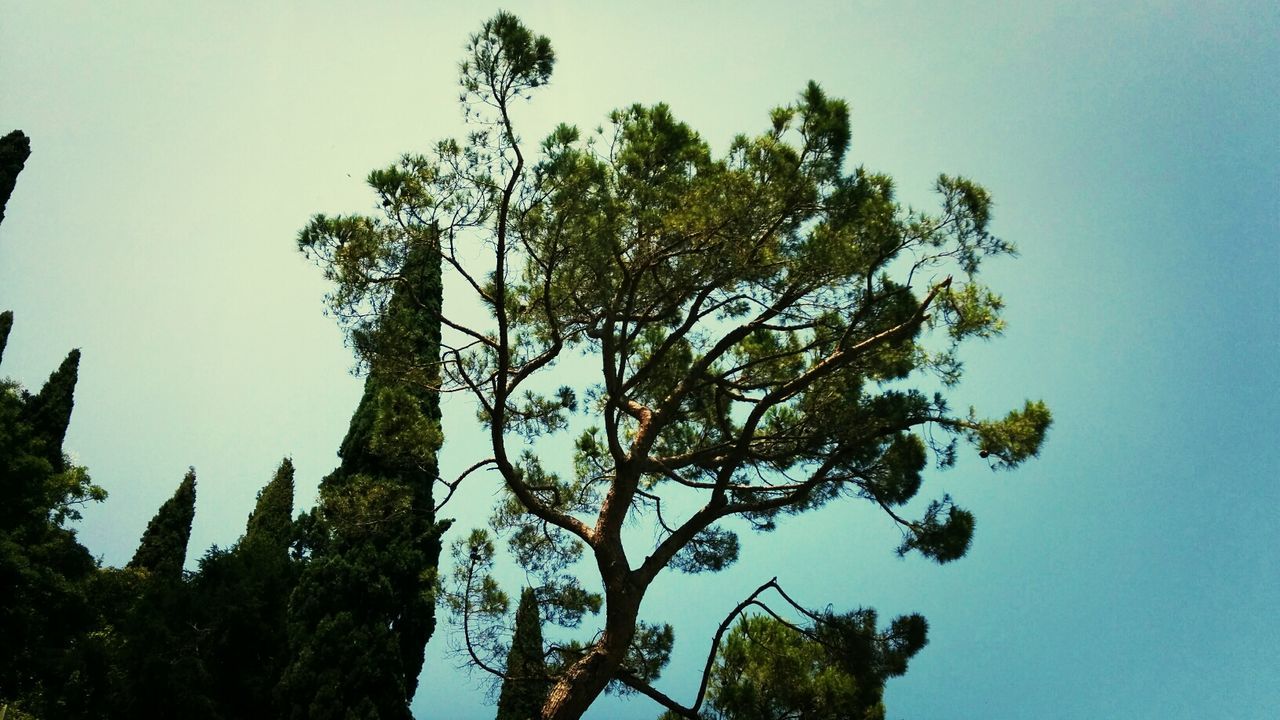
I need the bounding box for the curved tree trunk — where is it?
[541,565,644,720]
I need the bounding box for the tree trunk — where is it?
[540,569,643,720]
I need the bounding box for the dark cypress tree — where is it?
[0,325,103,718]
[0,310,13,366]
[0,151,110,718]
[2,347,101,533]
[128,468,197,581]
[244,457,296,550]
[101,469,215,720]
[281,235,450,719]
[20,348,80,474]
[192,458,299,720]
[496,587,550,720]
[0,130,31,227]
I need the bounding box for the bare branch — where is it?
[436,458,498,512]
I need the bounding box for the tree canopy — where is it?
[703,603,927,720]
[299,12,1050,719]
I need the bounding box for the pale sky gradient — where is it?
[2,2,1277,718]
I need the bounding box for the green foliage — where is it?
[0,129,31,227]
[89,471,215,719]
[0,310,12,365]
[280,546,413,720]
[617,621,675,690]
[496,587,551,720]
[91,565,218,720]
[244,457,296,550]
[0,148,113,718]
[706,610,927,720]
[282,237,449,718]
[444,528,510,666]
[0,134,219,720]
[191,458,299,720]
[298,12,1051,717]
[0,520,98,714]
[969,400,1053,467]
[461,11,555,103]
[671,526,739,574]
[0,327,105,717]
[1,349,105,535]
[21,349,80,474]
[127,469,197,582]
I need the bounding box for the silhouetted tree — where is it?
[193,458,299,720]
[496,587,551,720]
[0,318,105,717]
[128,468,197,581]
[0,310,12,365]
[0,129,31,226]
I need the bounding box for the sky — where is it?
[2,1,1278,718]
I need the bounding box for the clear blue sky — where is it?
[2,2,1277,718]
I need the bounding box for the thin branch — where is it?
[436,458,498,512]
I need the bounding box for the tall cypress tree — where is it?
[0,330,99,716]
[496,587,550,720]
[0,129,31,228]
[128,469,197,581]
[281,235,450,719]
[0,149,109,718]
[193,458,299,720]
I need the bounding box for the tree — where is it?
[2,348,101,531]
[280,237,450,720]
[0,129,31,227]
[127,468,198,581]
[0,310,13,365]
[0,135,111,718]
[104,468,217,720]
[244,457,296,549]
[299,13,1050,718]
[697,581,928,720]
[0,319,106,717]
[20,348,80,474]
[192,458,299,720]
[496,587,551,720]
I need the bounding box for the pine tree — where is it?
[705,610,928,720]
[128,469,197,581]
[0,130,31,227]
[281,236,450,719]
[496,587,550,720]
[300,14,1050,717]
